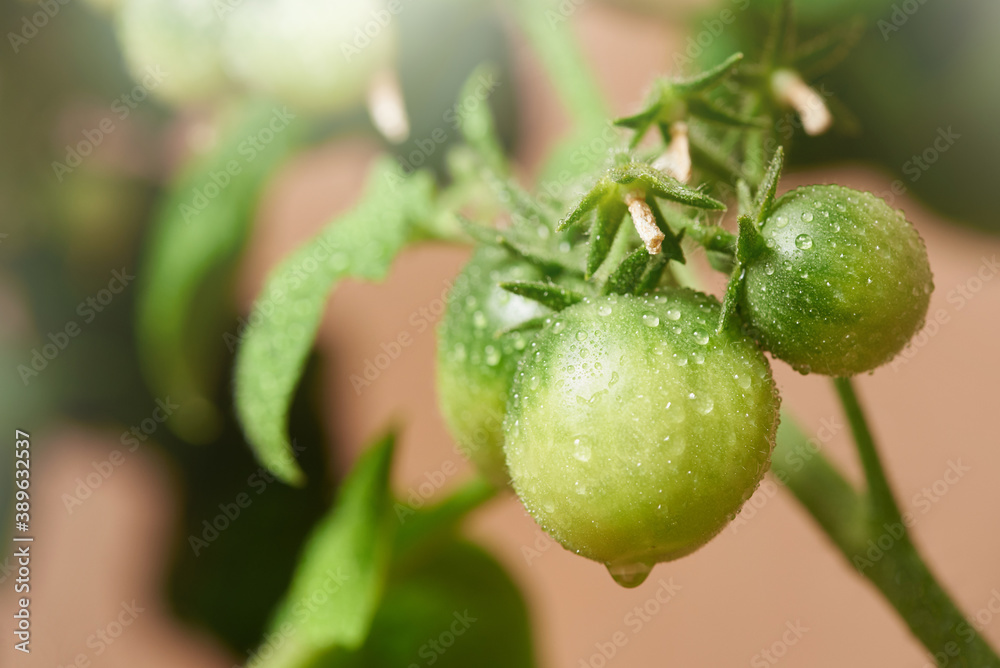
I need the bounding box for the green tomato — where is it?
[740,185,933,376]
[436,246,548,486]
[504,290,778,586]
[116,0,227,103]
[221,0,397,113]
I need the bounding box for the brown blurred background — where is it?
[2,1,999,667]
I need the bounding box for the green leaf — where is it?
[457,218,568,274]
[612,163,726,210]
[673,52,744,93]
[718,214,765,333]
[257,433,397,667]
[737,179,754,218]
[499,281,586,311]
[329,540,536,668]
[586,198,627,277]
[394,477,496,558]
[613,106,659,132]
[602,247,650,295]
[754,147,785,224]
[235,159,434,484]
[558,179,613,231]
[136,102,297,441]
[613,106,660,149]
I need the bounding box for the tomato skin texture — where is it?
[436,247,548,486]
[741,185,933,376]
[504,290,778,571]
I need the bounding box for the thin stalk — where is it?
[510,0,608,129]
[833,377,902,523]
[772,392,1000,667]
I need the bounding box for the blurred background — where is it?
[1,0,999,666]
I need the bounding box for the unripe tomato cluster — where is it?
[437,184,932,586]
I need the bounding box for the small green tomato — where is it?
[436,246,548,486]
[221,0,397,113]
[740,185,933,376]
[116,0,228,103]
[504,290,779,587]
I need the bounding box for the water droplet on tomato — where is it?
[607,561,652,588]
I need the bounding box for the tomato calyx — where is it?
[718,148,785,332]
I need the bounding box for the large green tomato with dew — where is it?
[504,290,778,586]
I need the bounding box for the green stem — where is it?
[772,395,1000,668]
[833,377,902,523]
[510,0,608,129]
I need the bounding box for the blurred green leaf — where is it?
[136,102,297,441]
[324,540,536,668]
[234,159,434,484]
[394,477,497,558]
[256,433,396,668]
